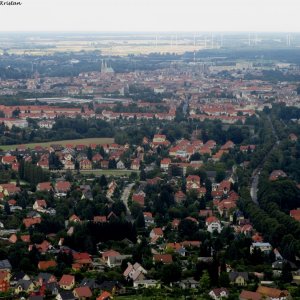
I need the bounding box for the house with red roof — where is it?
[160,158,171,171]
[80,159,92,170]
[8,234,17,244]
[289,133,298,142]
[221,140,235,150]
[69,214,81,223]
[131,158,140,170]
[269,170,287,181]
[59,274,75,290]
[186,175,201,195]
[92,153,103,163]
[73,286,93,299]
[290,209,300,221]
[0,183,20,196]
[2,155,17,165]
[132,194,145,206]
[96,291,112,300]
[38,260,57,271]
[23,217,41,228]
[93,216,107,223]
[33,199,47,212]
[55,181,71,195]
[20,235,30,243]
[239,290,262,300]
[150,228,163,239]
[153,254,173,264]
[0,270,10,292]
[175,190,186,203]
[36,182,52,192]
[206,216,222,233]
[73,252,92,267]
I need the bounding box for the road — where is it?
[250,116,280,204]
[121,183,135,217]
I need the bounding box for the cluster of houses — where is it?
[0,129,299,299]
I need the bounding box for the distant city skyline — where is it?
[1,0,300,32]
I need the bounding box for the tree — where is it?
[140,168,146,181]
[87,147,93,161]
[161,263,182,284]
[215,170,226,183]
[135,212,145,230]
[4,202,10,215]
[199,270,211,292]
[99,175,107,187]
[219,272,230,287]
[281,262,293,283]
[178,219,198,240]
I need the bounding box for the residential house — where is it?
[132,194,145,206]
[239,290,262,300]
[186,175,201,193]
[38,260,57,271]
[143,212,154,227]
[59,275,75,290]
[131,159,140,170]
[123,262,147,282]
[0,270,10,292]
[73,286,93,300]
[133,279,160,289]
[80,159,92,170]
[160,158,171,171]
[56,291,76,300]
[178,278,200,289]
[150,228,164,243]
[209,288,229,299]
[229,272,248,286]
[166,243,186,256]
[206,216,222,233]
[256,286,289,300]
[290,209,300,221]
[15,279,35,294]
[153,254,173,264]
[175,190,186,203]
[37,182,52,192]
[36,273,57,286]
[55,181,71,195]
[116,160,125,169]
[250,242,272,254]
[96,291,112,300]
[33,199,47,212]
[269,170,287,181]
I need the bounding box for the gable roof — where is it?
[74,286,92,298]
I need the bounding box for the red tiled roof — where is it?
[74,286,92,298]
[153,254,173,264]
[59,274,75,287]
[38,260,57,270]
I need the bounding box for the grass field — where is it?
[80,169,140,176]
[0,138,114,151]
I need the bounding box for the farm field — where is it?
[0,137,114,151]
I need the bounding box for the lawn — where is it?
[0,137,114,151]
[80,169,140,177]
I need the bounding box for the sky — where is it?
[1,0,300,32]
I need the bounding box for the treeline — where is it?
[0,116,114,145]
[19,160,50,186]
[258,177,300,211]
[64,221,137,254]
[238,191,300,261]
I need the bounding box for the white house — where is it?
[206,216,222,233]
